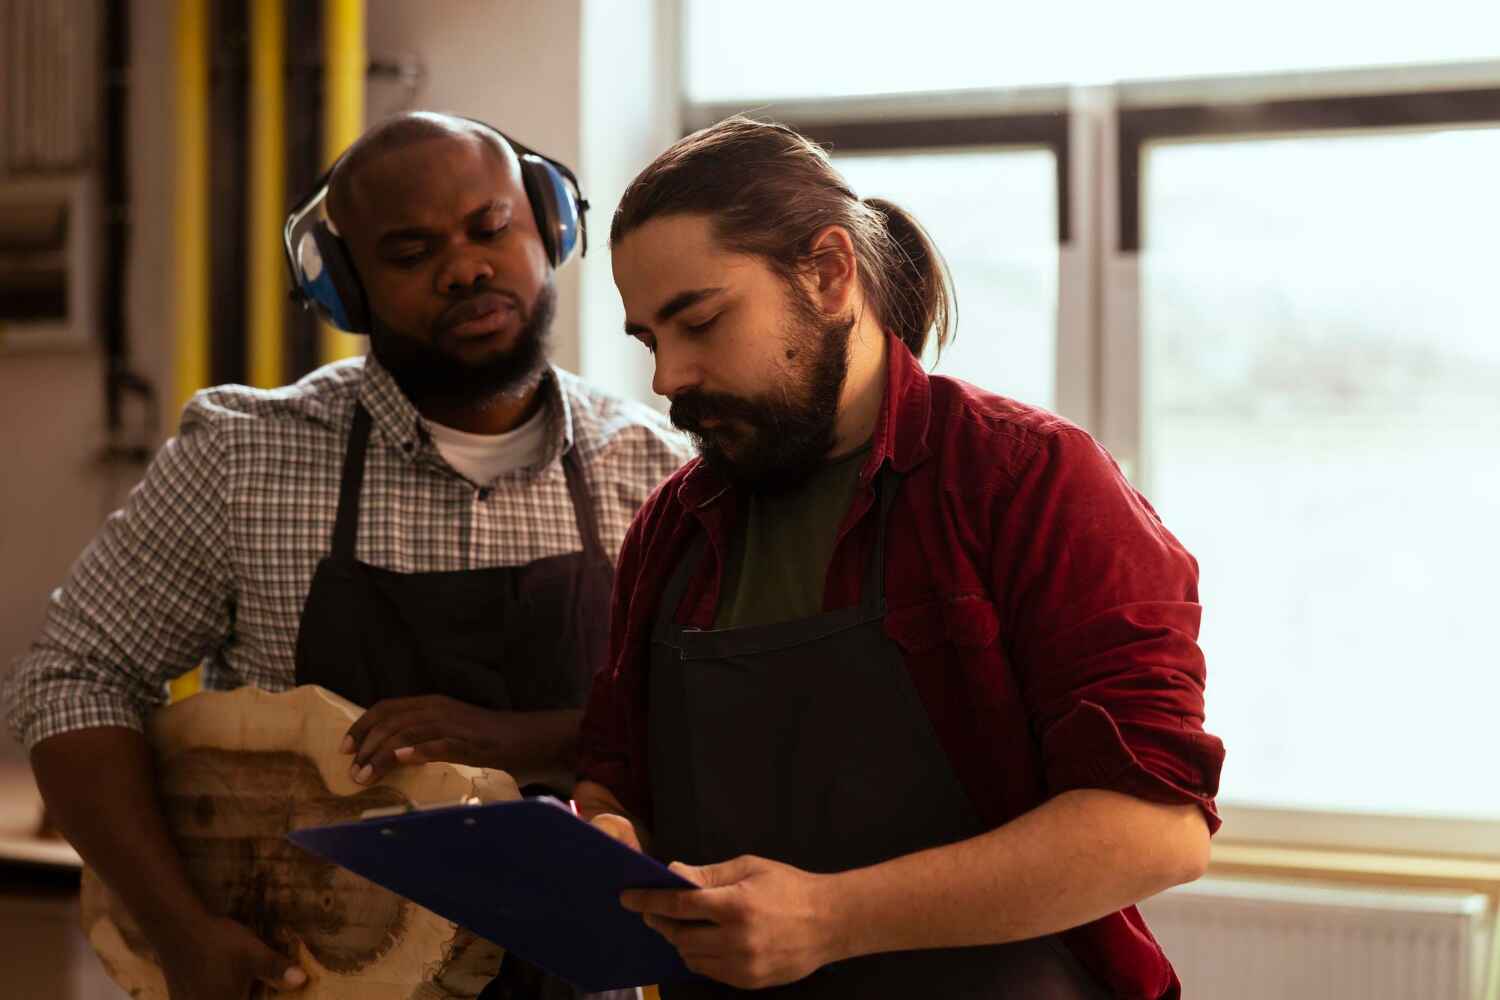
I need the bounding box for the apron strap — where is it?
[860,465,903,616]
[656,532,708,629]
[561,444,608,564]
[330,402,374,562]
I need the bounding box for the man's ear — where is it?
[802,225,859,315]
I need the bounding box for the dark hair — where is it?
[610,115,954,360]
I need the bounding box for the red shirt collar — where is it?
[675,330,933,510]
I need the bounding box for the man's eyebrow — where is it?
[376,201,509,246]
[377,225,437,246]
[623,287,725,336]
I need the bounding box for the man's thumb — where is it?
[676,854,757,888]
[251,945,308,991]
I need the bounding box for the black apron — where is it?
[648,469,1108,998]
[295,402,631,1000]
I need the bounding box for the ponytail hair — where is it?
[611,116,955,360]
[860,197,955,360]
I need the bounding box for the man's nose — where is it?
[651,341,702,400]
[437,249,495,294]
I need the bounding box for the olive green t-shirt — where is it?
[714,443,872,629]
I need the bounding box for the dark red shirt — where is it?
[579,334,1224,999]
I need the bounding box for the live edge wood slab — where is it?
[80,685,522,999]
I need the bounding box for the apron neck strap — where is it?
[561,445,608,564]
[330,404,607,566]
[330,403,374,561]
[860,465,903,614]
[657,532,708,629]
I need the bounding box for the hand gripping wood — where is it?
[80,685,521,999]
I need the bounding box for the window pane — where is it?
[1142,128,1500,819]
[833,149,1057,408]
[686,0,1500,101]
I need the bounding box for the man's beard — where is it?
[368,281,557,409]
[669,304,853,494]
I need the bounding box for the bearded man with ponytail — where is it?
[574,116,1223,999]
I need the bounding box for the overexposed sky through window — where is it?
[687,1,1500,101]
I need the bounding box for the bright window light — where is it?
[686,0,1500,101]
[1141,126,1500,820]
[832,148,1058,408]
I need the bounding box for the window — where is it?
[1141,126,1500,821]
[685,0,1500,102]
[833,148,1058,408]
[680,0,1500,853]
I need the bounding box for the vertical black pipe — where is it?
[208,0,249,386]
[101,0,129,432]
[284,0,324,381]
[101,0,157,462]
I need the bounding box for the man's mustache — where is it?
[668,390,764,434]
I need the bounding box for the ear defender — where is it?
[283,118,589,335]
[284,180,370,333]
[519,153,586,268]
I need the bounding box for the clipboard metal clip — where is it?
[359,795,483,821]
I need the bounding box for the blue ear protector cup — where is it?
[308,225,369,333]
[521,153,584,266]
[283,119,588,334]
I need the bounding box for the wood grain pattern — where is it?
[81,685,521,999]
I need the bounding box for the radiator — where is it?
[1138,877,1492,1000]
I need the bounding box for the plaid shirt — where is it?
[6,356,691,749]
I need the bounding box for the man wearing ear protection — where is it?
[9,112,688,1000]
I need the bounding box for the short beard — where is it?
[670,299,853,494]
[368,280,557,410]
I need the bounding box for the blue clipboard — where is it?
[286,798,696,992]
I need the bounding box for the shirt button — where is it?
[402,441,415,453]
[476,487,492,501]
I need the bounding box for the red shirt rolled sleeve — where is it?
[1000,428,1223,831]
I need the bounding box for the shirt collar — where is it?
[357,354,575,472]
[675,329,933,510]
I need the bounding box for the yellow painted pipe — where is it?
[248,0,286,388]
[172,0,209,418]
[169,0,210,705]
[321,0,366,365]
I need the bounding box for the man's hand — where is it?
[154,914,307,999]
[342,695,507,784]
[341,697,581,785]
[578,779,655,856]
[620,856,842,990]
[590,813,644,852]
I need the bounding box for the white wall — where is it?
[0,0,174,759]
[367,0,587,374]
[366,0,678,403]
[577,0,679,406]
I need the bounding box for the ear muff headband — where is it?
[283,119,589,333]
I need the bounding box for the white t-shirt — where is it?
[425,407,550,486]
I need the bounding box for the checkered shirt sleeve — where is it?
[5,405,235,747]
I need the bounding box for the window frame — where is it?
[1112,66,1500,858]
